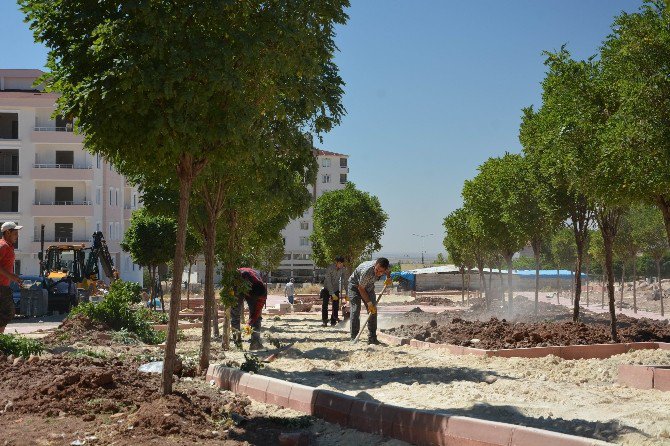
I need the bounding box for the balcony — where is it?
[32,163,93,180]
[32,200,93,217]
[31,127,83,144]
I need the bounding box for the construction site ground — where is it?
[3,290,670,445]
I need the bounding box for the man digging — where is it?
[321,256,345,327]
[348,257,392,344]
[231,267,267,350]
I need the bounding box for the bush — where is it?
[71,280,166,345]
[0,334,44,358]
[240,353,264,373]
[109,280,143,304]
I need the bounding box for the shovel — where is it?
[351,282,389,344]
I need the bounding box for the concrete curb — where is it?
[378,333,668,360]
[206,365,609,446]
[618,364,670,391]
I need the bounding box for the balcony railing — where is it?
[34,126,74,132]
[32,237,90,243]
[0,170,18,175]
[33,200,92,206]
[33,163,92,169]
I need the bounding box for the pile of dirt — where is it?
[385,314,670,349]
[0,354,296,444]
[403,295,456,306]
[41,313,121,347]
[464,295,572,322]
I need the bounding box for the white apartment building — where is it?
[0,69,143,283]
[274,149,349,282]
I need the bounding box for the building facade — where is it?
[273,149,349,282]
[0,69,143,283]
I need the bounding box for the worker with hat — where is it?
[0,222,23,333]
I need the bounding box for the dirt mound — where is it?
[0,354,290,444]
[405,295,456,306]
[386,315,670,349]
[42,313,141,347]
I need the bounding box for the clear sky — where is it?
[0,1,644,257]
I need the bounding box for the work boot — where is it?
[367,337,383,345]
[249,339,264,351]
[321,322,328,327]
[330,320,337,326]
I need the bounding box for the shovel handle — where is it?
[351,283,388,344]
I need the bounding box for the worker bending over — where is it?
[231,267,267,350]
[321,256,345,327]
[348,257,392,344]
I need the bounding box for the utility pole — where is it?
[412,233,434,266]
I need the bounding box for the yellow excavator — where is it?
[38,226,118,312]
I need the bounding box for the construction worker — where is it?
[348,257,392,344]
[231,267,267,350]
[0,222,23,333]
[321,256,345,327]
[285,277,295,304]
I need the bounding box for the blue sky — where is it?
[0,1,643,257]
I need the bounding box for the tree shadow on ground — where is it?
[422,404,644,444]
[261,365,513,392]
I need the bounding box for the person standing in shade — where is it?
[320,256,345,327]
[0,222,23,333]
[285,278,295,304]
[348,257,392,344]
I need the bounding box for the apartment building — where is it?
[0,69,142,283]
[274,149,349,282]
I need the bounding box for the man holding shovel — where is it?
[348,257,392,344]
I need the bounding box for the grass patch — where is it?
[0,334,44,358]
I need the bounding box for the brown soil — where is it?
[41,313,123,347]
[385,313,670,349]
[401,295,456,306]
[0,354,308,445]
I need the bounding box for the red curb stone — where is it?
[348,399,386,435]
[236,372,252,395]
[657,342,670,351]
[265,377,293,407]
[626,342,659,352]
[444,416,514,446]
[390,406,419,444]
[511,426,596,446]
[243,374,270,403]
[461,346,488,356]
[618,364,654,390]
[287,383,316,414]
[377,333,409,346]
[313,389,355,426]
[491,346,562,358]
[560,343,629,360]
[653,367,670,391]
[411,410,450,446]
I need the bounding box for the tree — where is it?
[599,1,670,248]
[462,154,531,311]
[550,227,577,304]
[434,253,448,265]
[444,209,477,303]
[22,0,349,394]
[311,183,388,269]
[121,208,200,307]
[632,204,669,316]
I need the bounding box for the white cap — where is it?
[1,222,23,232]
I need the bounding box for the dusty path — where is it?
[207,312,670,446]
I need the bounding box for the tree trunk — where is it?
[570,267,574,305]
[586,256,590,307]
[632,260,637,314]
[488,266,494,300]
[658,259,664,317]
[505,254,514,312]
[597,208,622,342]
[466,268,471,304]
[556,267,561,304]
[460,267,465,304]
[198,223,216,374]
[619,263,626,312]
[161,154,205,396]
[656,195,670,249]
[186,261,193,309]
[569,204,590,323]
[533,248,540,316]
[222,307,231,350]
[601,271,605,309]
[476,259,488,309]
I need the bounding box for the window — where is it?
[340,157,347,167]
[96,154,100,169]
[115,189,119,206]
[54,223,73,242]
[322,174,330,184]
[109,223,113,239]
[340,174,347,184]
[96,187,101,205]
[55,151,74,167]
[109,188,112,205]
[116,222,120,240]
[283,253,291,260]
[96,222,101,232]
[299,237,310,246]
[132,194,136,208]
[54,187,73,204]
[321,158,331,167]
[300,221,309,230]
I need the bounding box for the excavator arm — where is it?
[87,231,117,282]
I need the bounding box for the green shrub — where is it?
[71,280,165,345]
[109,280,143,304]
[240,353,264,373]
[0,334,44,358]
